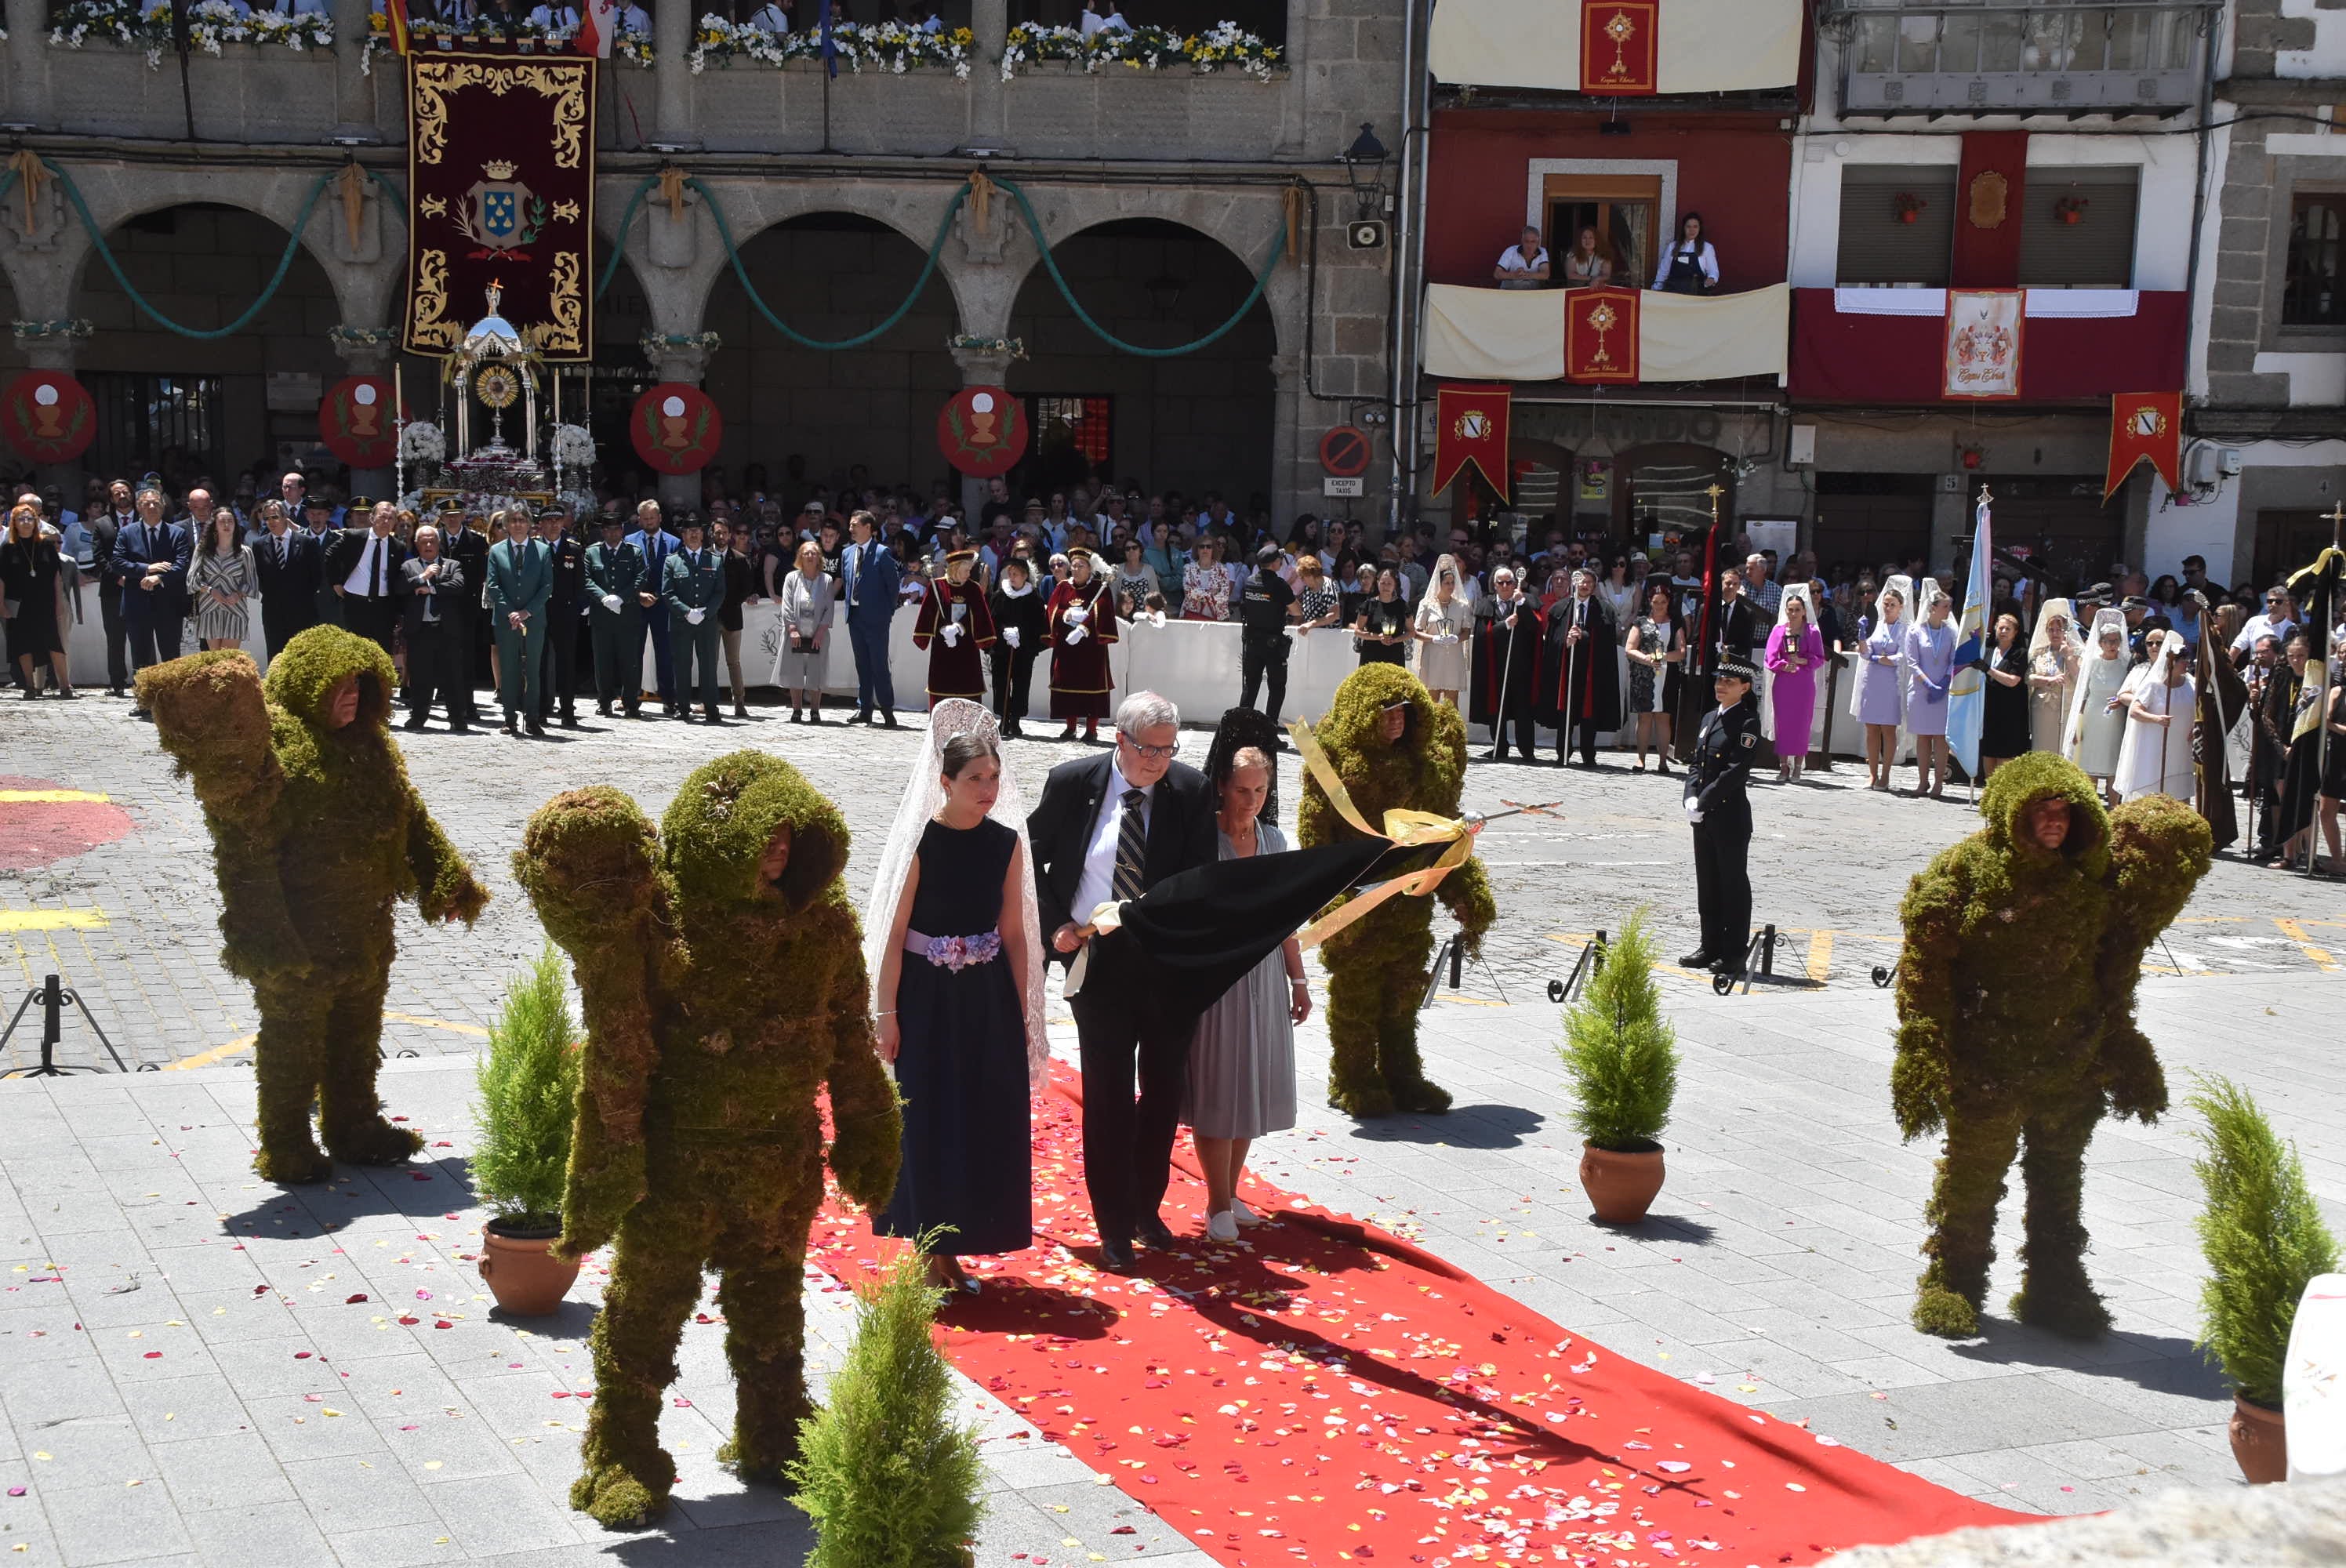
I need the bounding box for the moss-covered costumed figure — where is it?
[1891,751,2210,1339]
[137,627,488,1183]
[514,753,902,1529]
[1298,665,1496,1118]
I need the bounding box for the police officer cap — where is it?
[536,503,568,520]
[1716,656,1758,684]
[348,495,375,510]
[303,494,334,512]
[2122,595,2151,612]
[2079,581,2113,603]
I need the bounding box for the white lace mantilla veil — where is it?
[2064,607,2131,760]
[1758,581,1818,743]
[861,699,1051,1090]
[1849,573,1914,720]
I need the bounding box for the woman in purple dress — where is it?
[1763,585,1824,783]
[1902,583,1956,800]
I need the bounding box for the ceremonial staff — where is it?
[1481,590,1523,763]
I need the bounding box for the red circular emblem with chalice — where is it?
[319,376,396,466]
[937,386,1030,477]
[0,372,95,463]
[630,383,724,475]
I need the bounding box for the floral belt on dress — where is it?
[904,928,1002,971]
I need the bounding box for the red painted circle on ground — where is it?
[0,775,135,872]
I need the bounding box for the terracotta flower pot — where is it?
[1578,1142,1665,1224]
[480,1220,580,1316]
[2229,1392,2286,1484]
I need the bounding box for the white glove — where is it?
[1067,623,1089,644]
[1683,797,1705,824]
[939,622,962,647]
[601,593,622,614]
[686,608,705,626]
[1065,604,1089,626]
[1002,626,1021,649]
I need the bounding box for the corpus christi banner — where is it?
[405,53,596,360]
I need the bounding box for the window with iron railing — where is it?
[1826,1,2210,115]
[85,374,224,493]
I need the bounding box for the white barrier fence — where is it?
[69,596,1889,754]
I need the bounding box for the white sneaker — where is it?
[1204,1210,1240,1243]
[1230,1200,1268,1228]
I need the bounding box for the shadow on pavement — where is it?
[1348,1103,1545,1149]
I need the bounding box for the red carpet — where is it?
[809,1069,2028,1567]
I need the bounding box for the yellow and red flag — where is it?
[382,0,411,54]
[1431,383,1512,503]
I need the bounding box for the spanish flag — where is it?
[382,0,410,54]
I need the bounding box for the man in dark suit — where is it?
[300,495,342,627]
[324,499,405,659]
[1026,691,1219,1269]
[437,506,490,728]
[252,499,323,659]
[86,478,136,696]
[111,485,191,717]
[623,499,679,714]
[532,503,587,728]
[398,522,467,731]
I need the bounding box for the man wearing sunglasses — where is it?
[1026,690,1218,1272]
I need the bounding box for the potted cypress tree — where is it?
[790,1234,984,1567]
[1560,911,1679,1223]
[471,944,585,1316]
[2189,1075,2340,1483]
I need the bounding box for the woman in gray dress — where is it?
[773,539,833,722]
[188,509,256,652]
[1185,709,1313,1243]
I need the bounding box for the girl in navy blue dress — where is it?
[866,701,1046,1292]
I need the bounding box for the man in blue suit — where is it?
[110,485,191,720]
[838,507,899,728]
[623,499,680,716]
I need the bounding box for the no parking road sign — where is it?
[1318,424,1372,478]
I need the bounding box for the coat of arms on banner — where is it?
[1943,289,2023,399]
[459,161,545,259]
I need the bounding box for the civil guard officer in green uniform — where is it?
[662,511,728,726]
[1680,653,1760,973]
[585,509,647,719]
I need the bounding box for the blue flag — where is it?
[1946,492,1992,780]
[819,0,837,76]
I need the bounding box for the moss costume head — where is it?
[1297,665,1494,1120]
[517,753,901,1531]
[136,626,487,1185]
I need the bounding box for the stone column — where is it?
[645,336,717,512]
[329,0,378,140]
[5,0,53,129]
[653,0,699,147]
[968,0,1007,146]
[1269,350,1305,532]
[949,342,1017,518]
[330,327,398,501]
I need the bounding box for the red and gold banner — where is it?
[937,386,1030,477]
[318,376,395,466]
[2104,390,2182,500]
[405,53,595,361]
[1431,383,1512,503]
[1564,285,1641,383]
[1579,0,1658,93]
[1952,131,2028,289]
[630,383,724,474]
[0,372,95,463]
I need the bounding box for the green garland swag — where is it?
[1297,664,1495,1120]
[137,627,488,1183]
[515,753,902,1530]
[1891,751,2210,1339]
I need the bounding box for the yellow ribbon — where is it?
[1287,716,1477,950]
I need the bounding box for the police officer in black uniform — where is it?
[1681,655,1760,974]
[1237,543,1297,720]
[534,502,587,728]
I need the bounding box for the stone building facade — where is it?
[0,0,1403,522]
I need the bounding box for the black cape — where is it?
[1535,593,1622,730]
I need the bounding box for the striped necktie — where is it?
[1111,789,1147,902]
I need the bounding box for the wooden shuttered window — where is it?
[2018,168,2140,287]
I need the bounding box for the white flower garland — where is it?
[688,14,974,77]
[51,0,330,68]
[1000,19,1280,82]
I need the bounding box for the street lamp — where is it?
[1340,122,1389,223]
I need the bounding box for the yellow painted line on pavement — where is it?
[2275,918,2337,973]
[1804,930,1832,984]
[0,909,108,931]
[0,789,111,804]
[166,1013,488,1071]
[1431,993,1508,1008]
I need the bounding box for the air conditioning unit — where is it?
[1348,220,1388,250]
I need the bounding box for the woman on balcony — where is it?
[1561,227,1614,289]
[1652,212,1720,296]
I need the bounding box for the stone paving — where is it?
[2,690,2342,1565]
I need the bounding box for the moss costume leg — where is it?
[710,1164,823,1482]
[572,1202,714,1527]
[249,978,332,1185]
[1324,960,1395,1119]
[2009,1094,2110,1338]
[1376,918,1449,1114]
[1912,1106,2023,1337]
[312,967,423,1164]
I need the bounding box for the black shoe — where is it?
[704,709,723,725]
[1678,949,1712,970]
[525,717,546,736]
[1098,1236,1137,1272]
[734,702,749,719]
[451,722,470,733]
[598,702,613,717]
[790,710,804,724]
[1134,1217,1178,1251]
[807,708,823,724]
[108,687,125,699]
[402,717,427,731]
[881,713,899,729]
[623,705,640,718]
[846,710,871,725]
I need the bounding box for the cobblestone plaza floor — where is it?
[2,691,2341,1565]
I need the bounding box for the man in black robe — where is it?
[1536,566,1622,769]
[1470,564,1540,762]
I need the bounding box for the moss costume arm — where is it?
[823,938,903,1214]
[405,786,489,927]
[2094,796,2212,1124]
[514,789,667,1258]
[1890,847,1969,1140]
[1435,856,1497,962]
